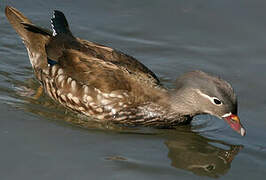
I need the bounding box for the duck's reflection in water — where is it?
[164,129,242,178]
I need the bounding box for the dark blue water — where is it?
[0,0,265,179]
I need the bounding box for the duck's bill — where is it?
[223,114,246,136]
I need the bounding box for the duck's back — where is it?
[47,38,162,91]
[79,39,161,88]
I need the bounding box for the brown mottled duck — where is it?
[5,6,245,136]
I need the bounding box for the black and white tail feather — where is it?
[51,10,72,36]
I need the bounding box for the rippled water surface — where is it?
[0,0,266,179]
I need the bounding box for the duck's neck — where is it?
[138,88,200,126]
[167,89,201,118]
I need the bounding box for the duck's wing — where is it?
[78,39,161,87]
[45,38,165,104]
[51,42,162,91]
[41,45,170,121]
[54,48,136,92]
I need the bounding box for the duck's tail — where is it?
[51,10,73,36]
[5,6,51,69]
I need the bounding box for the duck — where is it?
[5,6,246,136]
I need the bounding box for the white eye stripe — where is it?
[196,90,223,106]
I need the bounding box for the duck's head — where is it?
[172,71,245,136]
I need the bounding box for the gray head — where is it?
[171,71,245,136]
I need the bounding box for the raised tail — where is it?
[51,10,73,36]
[5,6,51,69]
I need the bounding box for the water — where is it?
[0,0,265,179]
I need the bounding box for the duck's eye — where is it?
[196,90,223,106]
[212,98,222,105]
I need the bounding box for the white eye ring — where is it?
[211,97,222,106]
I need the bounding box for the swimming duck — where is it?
[5,6,246,136]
